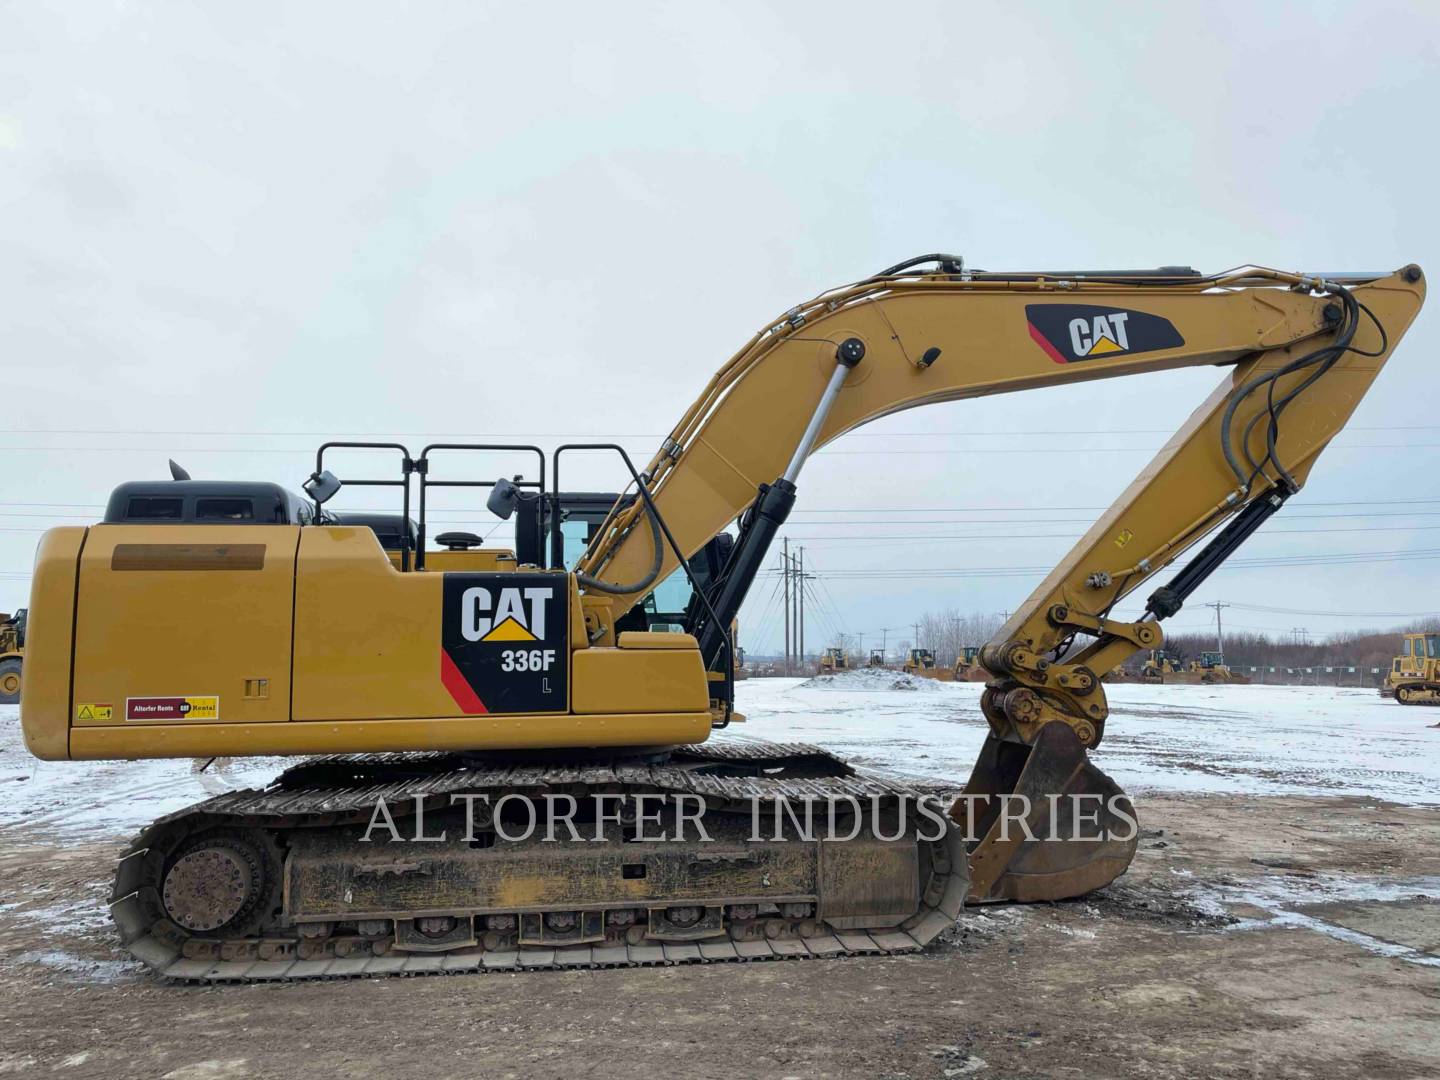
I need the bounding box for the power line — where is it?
[778,526,1440,543]
[789,498,1440,512]
[0,442,1431,455]
[1,497,1434,513]
[757,546,1440,579]
[5,425,1437,438]
[1224,601,1440,618]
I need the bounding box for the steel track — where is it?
[109,740,969,981]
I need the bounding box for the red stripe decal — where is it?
[1027,321,1069,364]
[440,649,489,714]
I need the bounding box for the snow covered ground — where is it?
[732,673,1440,804]
[0,678,1435,843]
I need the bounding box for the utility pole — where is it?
[1204,601,1230,656]
[797,546,805,670]
[881,627,892,660]
[782,538,790,676]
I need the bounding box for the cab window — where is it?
[1404,638,1414,656]
[560,520,590,569]
[126,496,183,519]
[643,566,693,622]
[195,497,255,521]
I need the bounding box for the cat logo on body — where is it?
[441,573,569,715]
[1025,303,1186,365]
[459,585,553,642]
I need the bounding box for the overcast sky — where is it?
[3,1,1437,655]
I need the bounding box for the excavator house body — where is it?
[22,526,712,761]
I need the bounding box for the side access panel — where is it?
[292,527,571,720]
[72,526,300,726]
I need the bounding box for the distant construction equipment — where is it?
[867,649,887,667]
[1137,648,1248,684]
[952,646,986,682]
[1140,650,1182,682]
[902,648,939,677]
[818,646,850,675]
[1381,631,1440,704]
[0,608,24,705]
[1180,651,1250,684]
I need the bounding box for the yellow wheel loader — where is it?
[1381,632,1440,704]
[0,608,24,705]
[18,256,1424,981]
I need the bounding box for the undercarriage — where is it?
[111,741,970,981]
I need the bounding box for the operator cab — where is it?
[102,480,421,554]
[103,481,316,526]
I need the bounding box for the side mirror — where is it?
[487,476,520,520]
[303,469,343,505]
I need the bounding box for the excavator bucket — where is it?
[954,722,1138,903]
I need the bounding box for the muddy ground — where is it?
[0,792,1436,1079]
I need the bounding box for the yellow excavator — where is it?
[1381,631,1440,704]
[19,256,1424,981]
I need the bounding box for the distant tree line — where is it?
[911,609,1007,667]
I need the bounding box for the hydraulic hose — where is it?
[575,503,664,595]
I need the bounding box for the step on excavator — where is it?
[19,256,1424,981]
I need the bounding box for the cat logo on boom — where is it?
[1025,303,1185,364]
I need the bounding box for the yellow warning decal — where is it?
[481,616,538,642]
[76,702,114,721]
